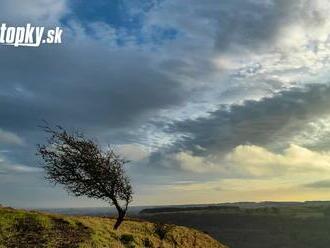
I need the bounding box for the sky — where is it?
[2,0,330,208]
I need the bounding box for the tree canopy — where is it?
[37,125,133,229]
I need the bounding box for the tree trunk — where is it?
[113,209,126,230]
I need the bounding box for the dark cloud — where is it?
[305,180,330,188]
[214,0,324,53]
[0,45,184,132]
[0,30,189,183]
[163,84,330,156]
[149,0,327,54]
[214,0,296,52]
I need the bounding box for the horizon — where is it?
[5,199,330,210]
[37,200,330,209]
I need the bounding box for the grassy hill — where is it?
[0,205,227,248]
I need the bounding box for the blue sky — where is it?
[2,0,330,208]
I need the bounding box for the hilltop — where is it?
[0,205,227,248]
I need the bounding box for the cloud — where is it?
[171,143,330,178]
[0,129,23,145]
[0,0,68,24]
[144,0,330,106]
[115,143,150,162]
[0,26,185,135]
[139,83,330,202]
[228,144,330,177]
[0,154,41,174]
[156,143,330,204]
[305,179,330,188]
[173,151,223,173]
[164,84,330,157]
[147,0,330,55]
[214,0,330,53]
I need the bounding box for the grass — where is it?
[0,206,227,248]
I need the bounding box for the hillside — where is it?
[0,206,227,248]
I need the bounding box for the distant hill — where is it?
[140,201,330,214]
[140,206,240,214]
[0,205,227,248]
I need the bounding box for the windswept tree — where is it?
[37,125,133,230]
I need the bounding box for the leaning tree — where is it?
[37,125,133,230]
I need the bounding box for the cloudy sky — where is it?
[2,0,330,208]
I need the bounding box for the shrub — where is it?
[153,223,174,240]
[143,238,154,248]
[120,234,135,247]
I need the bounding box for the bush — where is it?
[142,238,154,248]
[120,234,135,248]
[153,223,174,240]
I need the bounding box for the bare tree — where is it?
[37,125,133,230]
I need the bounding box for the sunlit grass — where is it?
[0,206,227,248]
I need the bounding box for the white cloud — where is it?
[162,143,330,204]
[0,129,23,145]
[115,144,150,162]
[174,144,330,179]
[291,115,330,148]
[0,154,41,174]
[228,144,330,176]
[0,0,68,24]
[174,151,223,173]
